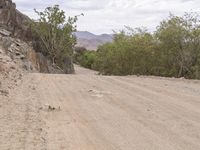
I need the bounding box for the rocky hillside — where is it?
[0,0,73,97]
[0,0,74,74]
[0,28,61,96]
[0,31,26,96]
[75,31,113,50]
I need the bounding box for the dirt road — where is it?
[1,65,200,150]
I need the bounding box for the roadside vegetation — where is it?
[76,13,200,79]
[32,5,81,73]
[74,47,97,69]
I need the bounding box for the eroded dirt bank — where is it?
[1,65,200,150]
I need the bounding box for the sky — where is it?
[13,0,200,34]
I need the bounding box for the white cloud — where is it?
[12,0,200,34]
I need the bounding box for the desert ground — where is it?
[0,65,200,150]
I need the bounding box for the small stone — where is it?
[0,90,9,96]
[10,66,15,70]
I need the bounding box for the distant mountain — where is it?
[74,31,113,50]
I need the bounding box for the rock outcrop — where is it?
[0,0,31,39]
[0,32,64,73]
[0,36,23,97]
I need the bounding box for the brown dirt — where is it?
[0,65,200,150]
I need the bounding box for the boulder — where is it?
[27,50,49,73]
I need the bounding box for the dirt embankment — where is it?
[0,39,23,98]
[0,65,200,150]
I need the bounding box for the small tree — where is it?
[156,13,200,78]
[32,5,82,72]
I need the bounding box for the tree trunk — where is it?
[178,63,183,78]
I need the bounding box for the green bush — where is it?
[79,13,200,79]
[74,49,97,69]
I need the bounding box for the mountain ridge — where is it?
[75,31,113,50]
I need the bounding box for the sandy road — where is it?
[1,65,200,150]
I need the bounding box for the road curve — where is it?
[1,65,200,150]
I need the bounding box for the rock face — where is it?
[0,33,62,73]
[0,0,31,39]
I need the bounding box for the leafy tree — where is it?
[74,47,87,64]
[156,13,200,78]
[93,28,156,75]
[32,5,81,73]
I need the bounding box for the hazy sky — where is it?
[13,0,200,34]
